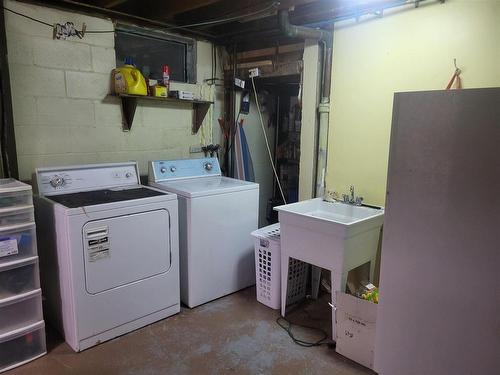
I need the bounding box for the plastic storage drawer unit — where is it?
[0,258,40,300]
[0,206,35,227]
[0,290,43,336]
[0,321,46,373]
[0,223,37,265]
[0,179,33,210]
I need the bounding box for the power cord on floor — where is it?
[276,317,334,348]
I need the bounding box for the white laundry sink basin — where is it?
[275,198,385,340]
[275,198,384,237]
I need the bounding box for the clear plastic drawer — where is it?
[0,179,33,210]
[0,223,37,265]
[0,290,43,336]
[0,321,46,373]
[0,258,40,300]
[0,206,34,227]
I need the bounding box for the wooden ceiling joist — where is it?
[92,0,130,8]
[236,43,304,60]
[153,0,225,19]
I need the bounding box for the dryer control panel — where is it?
[149,158,221,182]
[35,162,140,196]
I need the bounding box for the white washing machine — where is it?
[149,157,259,308]
[33,162,179,352]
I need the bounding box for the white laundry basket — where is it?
[252,223,308,309]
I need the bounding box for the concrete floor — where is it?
[10,287,374,375]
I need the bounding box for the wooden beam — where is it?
[158,0,224,17]
[91,0,130,8]
[236,43,303,60]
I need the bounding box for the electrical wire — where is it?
[276,317,331,347]
[171,1,279,30]
[3,6,52,27]
[251,76,287,205]
[2,6,115,33]
[2,1,280,34]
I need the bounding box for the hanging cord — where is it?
[276,317,332,347]
[251,76,287,205]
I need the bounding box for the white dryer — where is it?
[34,162,179,352]
[149,158,258,308]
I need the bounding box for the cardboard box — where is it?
[335,291,378,369]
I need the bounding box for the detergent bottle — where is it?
[112,57,147,96]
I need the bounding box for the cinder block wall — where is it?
[4,0,222,180]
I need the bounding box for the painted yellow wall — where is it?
[326,0,500,206]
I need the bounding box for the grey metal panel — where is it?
[374,88,500,375]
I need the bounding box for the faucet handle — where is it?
[355,196,364,206]
[342,194,350,203]
[323,190,338,202]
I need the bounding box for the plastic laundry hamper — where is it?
[252,223,308,309]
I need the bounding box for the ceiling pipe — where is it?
[278,10,332,199]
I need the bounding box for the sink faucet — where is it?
[342,185,363,206]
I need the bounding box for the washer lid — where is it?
[153,176,258,198]
[47,187,170,208]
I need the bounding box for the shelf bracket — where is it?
[120,96,138,131]
[112,94,212,133]
[192,102,211,134]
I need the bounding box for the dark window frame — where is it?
[115,24,197,84]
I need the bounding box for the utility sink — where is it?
[274,198,384,340]
[275,198,384,237]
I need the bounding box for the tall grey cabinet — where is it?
[374,88,500,375]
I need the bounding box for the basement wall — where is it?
[3,0,223,180]
[326,0,500,206]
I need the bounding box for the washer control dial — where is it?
[170,166,177,173]
[50,175,65,188]
[204,162,213,171]
[125,172,132,178]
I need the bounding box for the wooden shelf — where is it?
[110,93,213,132]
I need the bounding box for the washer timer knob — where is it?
[160,167,167,173]
[49,175,64,188]
[170,166,177,173]
[204,162,213,171]
[125,172,132,178]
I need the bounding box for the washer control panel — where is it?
[150,157,221,182]
[36,162,140,196]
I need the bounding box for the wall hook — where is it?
[453,58,461,74]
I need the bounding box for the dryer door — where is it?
[83,209,171,294]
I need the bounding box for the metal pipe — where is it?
[278,10,333,198]
[278,10,331,43]
[302,0,445,29]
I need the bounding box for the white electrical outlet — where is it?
[249,67,261,78]
[190,145,203,153]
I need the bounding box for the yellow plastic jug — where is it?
[112,59,147,96]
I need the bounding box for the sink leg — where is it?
[330,269,347,341]
[310,266,322,300]
[281,255,290,317]
[331,270,338,341]
[369,259,376,284]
